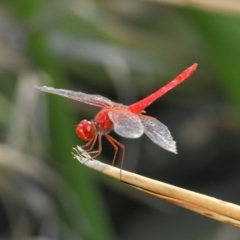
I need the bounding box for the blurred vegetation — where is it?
[1,0,240,239]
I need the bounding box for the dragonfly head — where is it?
[76,120,95,141]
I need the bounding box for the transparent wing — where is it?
[108,108,144,138]
[36,86,114,108]
[140,116,177,154]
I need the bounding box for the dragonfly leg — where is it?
[80,136,97,151]
[79,135,102,164]
[87,134,103,159]
[105,135,125,180]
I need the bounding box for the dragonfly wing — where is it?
[36,86,114,108]
[140,116,177,154]
[108,109,144,138]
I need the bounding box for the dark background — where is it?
[1,0,240,239]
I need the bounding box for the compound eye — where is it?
[76,120,95,141]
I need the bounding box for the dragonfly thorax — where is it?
[76,119,95,141]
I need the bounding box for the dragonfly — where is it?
[36,63,197,176]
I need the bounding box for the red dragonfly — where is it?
[36,63,197,173]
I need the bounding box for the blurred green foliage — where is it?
[1,0,240,239]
